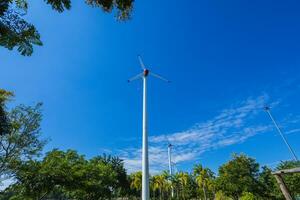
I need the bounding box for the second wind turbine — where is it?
[128,55,170,200]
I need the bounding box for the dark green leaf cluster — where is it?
[7,150,129,200]
[85,0,134,20]
[0,5,42,56]
[0,89,45,180]
[0,0,133,56]
[276,161,300,198]
[44,0,71,12]
[1,152,300,200]
[216,154,261,199]
[128,155,299,200]
[0,89,14,136]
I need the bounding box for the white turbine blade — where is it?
[166,137,174,147]
[138,55,146,70]
[151,72,170,82]
[128,73,143,82]
[166,137,171,145]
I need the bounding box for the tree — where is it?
[0,89,46,182]
[90,154,130,198]
[215,191,232,200]
[276,160,300,199]
[240,192,260,200]
[12,149,86,199]
[258,166,282,200]
[0,0,134,56]
[0,89,13,136]
[130,171,142,198]
[161,170,172,199]
[216,154,261,200]
[193,164,215,200]
[9,149,124,200]
[151,174,168,200]
[175,172,196,200]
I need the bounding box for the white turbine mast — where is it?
[264,106,298,161]
[128,55,170,200]
[168,143,173,176]
[168,143,175,198]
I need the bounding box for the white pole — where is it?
[168,145,174,198]
[168,145,172,175]
[265,108,298,161]
[142,76,150,200]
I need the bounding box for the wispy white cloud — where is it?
[285,128,300,135]
[119,95,275,174]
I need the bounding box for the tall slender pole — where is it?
[168,145,172,175]
[142,76,150,200]
[265,107,298,161]
[128,55,169,200]
[168,144,174,198]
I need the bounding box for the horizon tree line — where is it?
[0,89,299,200]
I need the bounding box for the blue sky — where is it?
[1,0,300,174]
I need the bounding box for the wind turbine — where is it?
[168,143,174,198]
[168,143,173,176]
[264,106,298,161]
[128,55,170,200]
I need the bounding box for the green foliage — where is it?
[0,1,10,16]
[172,172,196,200]
[0,93,45,179]
[215,191,232,200]
[0,89,14,136]
[89,154,130,197]
[1,150,300,200]
[130,171,142,197]
[85,0,134,20]
[15,0,28,10]
[0,0,134,56]
[151,173,171,200]
[9,150,128,199]
[258,166,283,199]
[240,192,259,200]
[45,0,71,12]
[216,154,261,200]
[277,161,300,198]
[193,164,215,200]
[0,5,43,56]
[0,89,14,104]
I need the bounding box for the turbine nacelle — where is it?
[143,69,150,77]
[264,105,270,111]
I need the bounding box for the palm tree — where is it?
[171,173,181,199]
[130,171,142,199]
[151,175,160,199]
[176,172,189,200]
[161,170,172,199]
[154,174,166,200]
[193,164,214,200]
[207,178,217,199]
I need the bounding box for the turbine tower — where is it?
[264,106,298,161]
[128,55,170,200]
[168,143,173,176]
[168,143,174,198]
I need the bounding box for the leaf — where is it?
[14,0,28,11]
[44,0,71,12]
